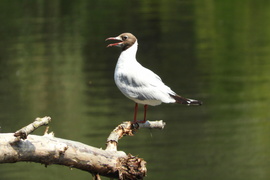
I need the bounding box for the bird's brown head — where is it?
[106,33,137,51]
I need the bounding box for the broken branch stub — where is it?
[106,120,165,151]
[1,117,166,179]
[14,116,51,140]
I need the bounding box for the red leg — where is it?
[133,103,138,123]
[143,104,148,123]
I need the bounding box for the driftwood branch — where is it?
[0,117,166,179]
[106,120,165,151]
[14,116,51,140]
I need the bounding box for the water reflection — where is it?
[0,1,270,180]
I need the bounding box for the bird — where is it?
[106,32,202,123]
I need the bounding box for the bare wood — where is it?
[14,116,51,140]
[0,117,166,179]
[106,120,165,151]
[106,121,134,151]
[92,174,101,180]
[137,120,166,129]
[1,133,146,179]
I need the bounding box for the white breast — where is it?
[114,41,176,106]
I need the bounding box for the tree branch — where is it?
[106,120,165,151]
[14,116,51,140]
[0,117,165,179]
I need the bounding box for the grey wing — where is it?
[116,66,176,101]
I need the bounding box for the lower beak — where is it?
[105,36,123,47]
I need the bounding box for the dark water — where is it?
[1,1,270,180]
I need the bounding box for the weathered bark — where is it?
[14,116,52,140]
[0,117,165,179]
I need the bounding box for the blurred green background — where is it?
[0,0,270,180]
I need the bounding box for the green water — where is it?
[0,1,270,180]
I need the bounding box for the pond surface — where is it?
[1,1,270,180]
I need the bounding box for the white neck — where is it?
[119,40,138,61]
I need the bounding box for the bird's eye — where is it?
[122,36,128,40]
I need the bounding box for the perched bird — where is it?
[106,33,202,123]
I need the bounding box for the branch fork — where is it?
[0,117,166,180]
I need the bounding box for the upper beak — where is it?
[105,36,123,47]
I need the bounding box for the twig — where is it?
[137,120,166,129]
[106,121,134,151]
[92,173,101,180]
[14,116,51,140]
[106,120,166,151]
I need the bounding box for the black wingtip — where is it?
[187,99,203,106]
[170,94,202,106]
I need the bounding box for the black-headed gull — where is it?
[106,33,202,123]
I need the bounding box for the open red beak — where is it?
[105,36,123,47]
